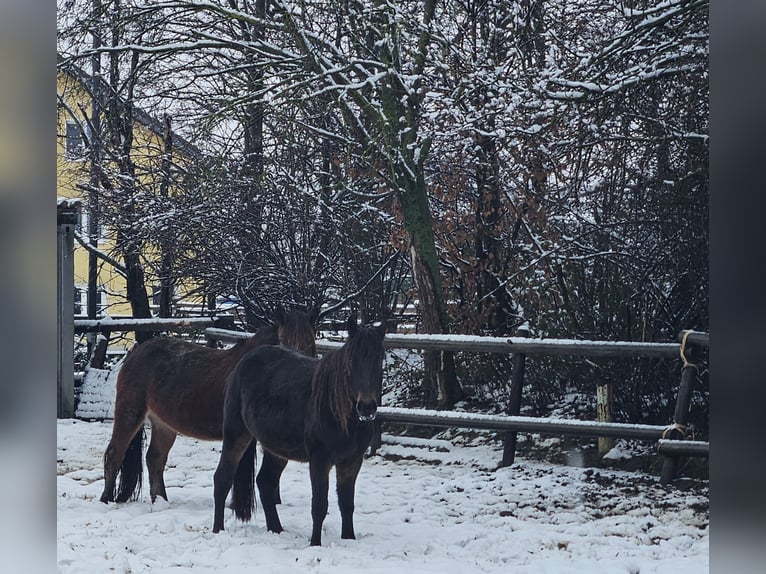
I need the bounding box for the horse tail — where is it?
[115,427,145,503]
[231,441,257,522]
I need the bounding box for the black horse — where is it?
[212,314,386,546]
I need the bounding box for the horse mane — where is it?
[309,325,385,434]
[310,344,353,435]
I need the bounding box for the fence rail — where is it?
[656,439,709,457]
[377,407,667,440]
[74,317,223,333]
[205,325,709,482]
[204,327,682,357]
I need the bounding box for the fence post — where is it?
[596,379,614,457]
[206,332,219,348]
[89,330,111,369]
[501,325,529,467]
[206,316,235,347]
[57,201,78,418]
[370,321,393,456]
[370,393,382,456]
[660,331,699,484]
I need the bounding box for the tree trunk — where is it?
[158,115,174,318]
[107,45,153,342]
[86,0,104,356]
[398,172,463,409]
[474,132,515,335]
[125,251,153,343]
[234,0,267,330]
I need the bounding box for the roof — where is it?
[57,53,202,160]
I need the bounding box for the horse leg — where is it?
[274,455,288,505]
[256,451,287,533]
[213,418,253,533]
[145,415,177,503]
[100,403,146,503]
[308,453,333,546]
[336,456,364,540]
[258,450,288,505]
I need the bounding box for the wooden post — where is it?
[58,201,78,418]
[660,334,699,484]
[370,400,383,456]
[89,331,110,369]
[205,332,219,348]
[596,380,614,457]
[206,316,235,347]
[501,326,529,467]
[370,319,396,456]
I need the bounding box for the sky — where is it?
[57,417,708,573]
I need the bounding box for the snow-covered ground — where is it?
[57,419,708,573]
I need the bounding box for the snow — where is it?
[57,420,708,573]
[57,197,82,207]
[76,358,123,420]
[603,442,639,461]
[384,333,678,348]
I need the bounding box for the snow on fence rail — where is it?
[204,327,683,358]
[373,407,709,470]
[64,317,709,484]
[74,316,223,333]
[657,439,711,457]
[375,407,669,440]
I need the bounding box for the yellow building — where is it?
[57,58,203,352]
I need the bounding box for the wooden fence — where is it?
[205,325,709,484]
[63,318,709,485]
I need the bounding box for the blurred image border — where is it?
[0,1,759,572]
[0,2,57,573]
[710,1,766,572]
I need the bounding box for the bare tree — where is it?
[57,0,708,423]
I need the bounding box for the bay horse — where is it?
[99,307,317,504]
[212,314,386,546]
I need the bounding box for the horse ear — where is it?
[274,304,286,323]
[347,313,358,336]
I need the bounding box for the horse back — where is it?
[230,345,318,462]
[119,336,262,440]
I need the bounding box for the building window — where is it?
[74,287,84,316]
[65,120,87,161]
[76,207,107,241]
[75,285,108,316]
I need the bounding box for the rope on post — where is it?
[661,422,687,440]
